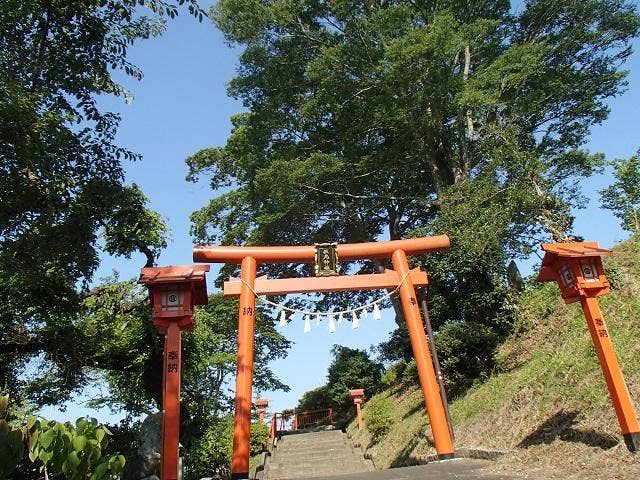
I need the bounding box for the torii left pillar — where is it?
[139,265,210,480]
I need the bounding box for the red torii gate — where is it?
[194,236,455,479]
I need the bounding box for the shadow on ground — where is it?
[517,409,619,450]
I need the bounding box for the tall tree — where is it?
[0,0,204,402]
[600,149,640,233]
[187,0,638,391]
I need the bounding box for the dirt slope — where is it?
[347,237,640,479]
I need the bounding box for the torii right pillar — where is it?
[537,241,640,452]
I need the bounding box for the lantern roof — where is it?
[537,242,612,283]
[254,397,269,408]
[349,389,365,397]
[139,265,210,305]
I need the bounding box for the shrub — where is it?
[363,397,393,442]
[400,359,419,389]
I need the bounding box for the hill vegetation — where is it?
[347,236,640,479]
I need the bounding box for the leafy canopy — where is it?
[0,0,203,404]
[187,0,639,394]
[600,149,640,233]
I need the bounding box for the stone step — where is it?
[279,431,344,443]
[278,435,346,447]
[264,431,373,480]
[267,465,374,480]
[275,443,354,455]
[268,458,372,469]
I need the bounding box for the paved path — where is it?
[290,459,526,480]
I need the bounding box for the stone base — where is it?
[623,432,640,452]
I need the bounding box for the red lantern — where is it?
[139,265,210,331]
[537,242,639,452]
[537,242,610,304]
[349,389,365,430]
[138,265,209,480]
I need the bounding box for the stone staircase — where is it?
[261,429,375,480]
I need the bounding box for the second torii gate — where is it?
[193,236,455,479]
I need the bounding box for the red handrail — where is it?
[269,408,333,441]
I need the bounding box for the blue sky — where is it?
[42,3,639,422]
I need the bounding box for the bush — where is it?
[185,416,268,480]
[250,421,268,456]
[400,359,419,389]
[363,397,393,442]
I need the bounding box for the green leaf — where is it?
[76,418,87,431]
[29,447,39,462]
[72,435,87,451]
[95,461,109,479]
[108,454,126,474]
[66,450,81,470]
[95,428,105,444]
[26,415,38,430]
[38,449,53,463]
[39,428,56,449]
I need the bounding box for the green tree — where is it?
[297,346,382,420]
[600,150,640,233]
[76,281,291,423]
[187,0,638,393]
[0,0,203,405]
[53,280,290,479]
[296,385,332,413]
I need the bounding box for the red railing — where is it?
[293,408,333,431]
[269,408,333,444]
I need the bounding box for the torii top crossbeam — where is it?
[192,235,450,264]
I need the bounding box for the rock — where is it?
[121,413,162,480]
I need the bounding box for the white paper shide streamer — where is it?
[237,269,412,334]
[328,315,336,334]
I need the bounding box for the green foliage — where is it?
[188,0,639,401]
[362,396,393,443]
[24,416,125,480]
[186,415,234,479]
[399,359,419,390]
[297,346,383,420]
[326,346,384,418]
[435,322,501,398]
[250,421,269,456]
[297,385,332,412]
[0,0,203,407]
[600,149,640,233]
[0,394,25,480]
[185,416,267,480]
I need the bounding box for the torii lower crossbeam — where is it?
[223,268,428,296]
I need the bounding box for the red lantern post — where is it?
[349,389,365,430]
[255,398,269,424]
[139,265,210,480]
[537,242,640,452]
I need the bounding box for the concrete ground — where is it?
[289,459,534,480]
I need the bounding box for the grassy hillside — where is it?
[347,237,640,479]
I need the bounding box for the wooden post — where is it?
[392,249,454,459]
[162,322,182,480]
[349,389,365,430]
[231,256,257,480]
[581,295,640,451]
